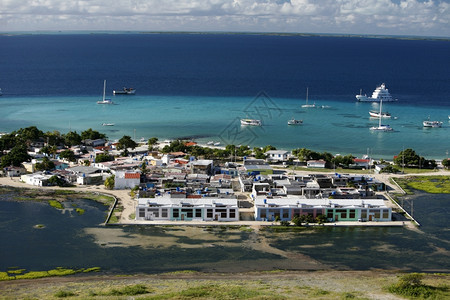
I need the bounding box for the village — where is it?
[0,128,414,226]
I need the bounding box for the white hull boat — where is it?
[423,120,442,128]
[357,83,397,102]
[370,100,393,131]
[240,119,262,126]
[97,80,114,104]
[113,87,136,95]
[288,118,303,125]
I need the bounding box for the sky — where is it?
[0,0,449,37]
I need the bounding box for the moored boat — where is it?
[357,83,397,102]
[423,120,442,128]
[288,118,303,125]
[369,110,391,118]
[301,87,316,108]
[240,119,262,126]
[102,123,115,126]
[113,87,136,95]
[97,80,114,104]
[370,100,393,131]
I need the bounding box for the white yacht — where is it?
[97,80,114,104]
[423,120,442,128]
[240,119,262,126]
[301,87,316,108]
[113,87,136,95]
[288,118,303,125]
[369,110,391,118]
[357,83,397,102]
[370,100,393,131]
[102,123,115,126]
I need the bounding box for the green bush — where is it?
[54,290,76,298]
[105,284,149,296]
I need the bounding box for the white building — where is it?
[136,196,239,222]
[265,150,290,162]
[114,171,141,189]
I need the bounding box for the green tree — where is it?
[15,126,44,145]
[48,175,65,187]
[81,128,106,141]
[117,135,138,151]
[44,130,63,146]
[0,133,18,154]
[262,145,276,153]
[39,145,58,158]
[443,158,450,169]
[63,131,82,147]
[332,154,355,168]
[104,175,115,190]
[253,147,266,159]
[148,137,159,151]
[0,144,31,167]
[394,148,420,167]
[59,149,76,162]
[35,157,55,171]
[95,153,113,163]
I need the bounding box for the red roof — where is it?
[353,159,370,163]
[184,142,197,147]
[125,173,140,179]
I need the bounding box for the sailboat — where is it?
[370,100,393,131]
[97,80,114,104]
[301,87,316,108]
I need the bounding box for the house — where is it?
[265,150,290,162]
[188,159,214,175]
[353,158,371,169]
[374,164,388,174]
[67,165,105,185]
[243,159,273,175]
[254,196,391,222]
[83,139,106,147]
[114,171,141,189]
[306,160,327,168]
[21,172,52,186]
[3,166,25,177]
[136,196,239,222]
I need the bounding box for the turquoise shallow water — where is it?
[1,94,448,159]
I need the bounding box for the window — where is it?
[336,209,347,218]
[207,209,213,218]
[173,209,179,218]
[360,210,367,219]
[349,209,356,218]
[149,208,159,218]
[195,209,202,218]
[162,209,168,218]
[260,209,266,219]
[382,209,389,219]
[229,209,236,218]
[282,210,289,219]
[370,209,380,219]
[327,210,333,219]
[216,209,227,218]
[182,209,193,218]
[293,209,301,218]
[139,209,145,218]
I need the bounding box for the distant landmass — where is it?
[1,30,449,41]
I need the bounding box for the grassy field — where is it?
[393,175,450,194]
[0,270,448,299]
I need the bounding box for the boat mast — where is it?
[378,100,383,127]
[306,87,309,105]
[103,80,106,102]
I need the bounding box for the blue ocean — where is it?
[0,33,449,159]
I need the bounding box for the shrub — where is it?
[54,290,76,298]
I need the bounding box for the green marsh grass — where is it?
[394,176,450,194]
[0,267,100,281]
[48,200,64,209]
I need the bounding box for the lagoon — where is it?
[1,190,449,274]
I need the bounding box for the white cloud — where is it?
[0,0,448,36]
